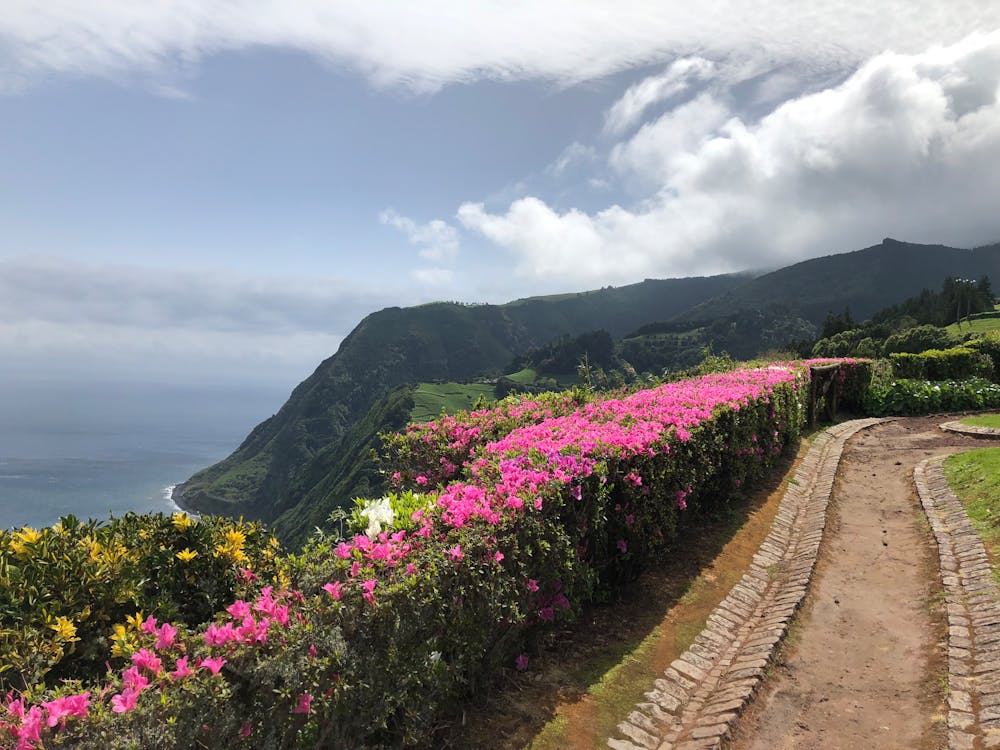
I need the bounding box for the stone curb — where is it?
[915,457,1000,750]
[940,421,1000,440]
[607,418,886,750]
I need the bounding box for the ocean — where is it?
[0,380,287,531]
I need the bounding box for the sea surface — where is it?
[0,380,287,530]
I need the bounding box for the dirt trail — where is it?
[731,417,981,750]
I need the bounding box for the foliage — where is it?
[0,361,875,749]
[863,377,1000,416]
[965,331,1000,381]
[0,513,280,693]
[882,324,956,354]
[889,346,993,381]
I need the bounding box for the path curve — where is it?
[606,417,999,750]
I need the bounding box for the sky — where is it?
[2,2,1000,391]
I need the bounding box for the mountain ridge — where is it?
[175,236,1000,546]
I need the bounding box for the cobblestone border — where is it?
[915,457,1000,750]
[607,418,885,750]
[940,421,1000,440]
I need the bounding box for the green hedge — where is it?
[889,346,993,381]
[965,332,1000,382]
[864,377,1000,416]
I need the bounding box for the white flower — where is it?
[360,496,395,538]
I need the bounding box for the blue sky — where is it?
[2,2,1000,390]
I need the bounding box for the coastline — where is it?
[169,482,195,514]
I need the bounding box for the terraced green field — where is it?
[410,381,495,422]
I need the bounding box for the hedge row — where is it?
[889,346,994,381]
[1,362,871,749]
[864,376,1000,416]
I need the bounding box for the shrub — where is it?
[0,513,281,693]
[882,324,955,355]
[2,362,866,749]
[889,346,993,381]
[966,332,1000,382]
[863,377,1000,416]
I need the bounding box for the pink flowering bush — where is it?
[0,361,870,749]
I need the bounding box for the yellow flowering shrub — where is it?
[0,512,282,693]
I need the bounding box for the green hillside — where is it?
[176,237,1000,547]
[681,239,1000,325]
[174,274,743,526]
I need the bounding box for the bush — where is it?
[0,513,281,693]
[864,377,1000,416]
[3,362,865,749]
[889,346,993,381]
[966,332,1000,382]
[882,324,955,355]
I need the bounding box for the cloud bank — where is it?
[0,256,401,384]
[2,1,997,93]
[459,30,1000,285]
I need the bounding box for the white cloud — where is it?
[412,267,454,285]
[603,57,715,136]
[0,255,408,384]
[545,142,597,177]
[609,93,732,188]
[459,30,1000,285]
[1,2,997,93]
[380,208,459,263]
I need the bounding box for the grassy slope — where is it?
[410,382,495,423]
[944,448,1000,580]
[945,305,1000,336]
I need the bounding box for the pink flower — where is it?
[171,656,192,680]
[526,579,539,593]
[122,666,149,692]
[18,706,43,746]
[361,579,377,605]
[415,475,428,486]
[140,615,158,635]
[405,562,417,576]
[515,654,529,671]
[447,544,464,561]
[616,539,627,554]
[292,693,313,714]
[227,600,251,619]
[238,567,259,583]
[493,551,504,563]
[131,648,162,675]
[42,692,89,727]
[199,656,226,675]
[155,622,178,651]
[539,606,555,622]
[322,581,342,600]
[309,643,317,660]
[111,689,139,714]
[240,723,252,739]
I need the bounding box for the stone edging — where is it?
[915,457,1000,750]
[607,418,886,750]
[940,421,1000,440]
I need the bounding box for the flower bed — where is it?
[0,361,868,749]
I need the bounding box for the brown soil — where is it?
[730,416,981,750]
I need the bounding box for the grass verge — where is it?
[944,447,1000,580]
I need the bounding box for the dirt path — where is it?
[730,417,980,750]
